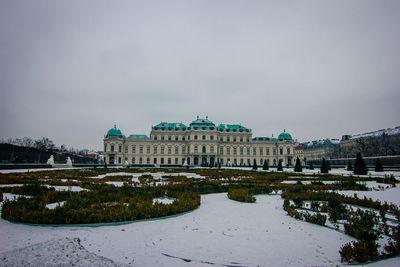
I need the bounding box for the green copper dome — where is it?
[278,130,292,140]
[106,124,123,137]
[190,116,215,127]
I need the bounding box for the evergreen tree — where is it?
[354,153,368,175]
[277,160,283,171]
[252,159,257,170]
[294,157,302,172]
[262,159,269,170]
[320,158,328,174]
[327,160,331,171]
[375,158,383,172]
[347,160,353,171]
[309,162,314,170]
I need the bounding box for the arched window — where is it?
[202,135,206,140]
[202,146,206,153]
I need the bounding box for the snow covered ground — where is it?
[0,193,368,266]
[1,193,399,266]
[0,167,82,174]
[1,167,400,266]
[337,184,400,206]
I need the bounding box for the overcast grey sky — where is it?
[1,0,399,151]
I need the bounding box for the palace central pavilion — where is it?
[103,117,296,167]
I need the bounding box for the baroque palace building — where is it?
[103,117,296,167]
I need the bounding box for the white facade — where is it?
[103,117,296,167]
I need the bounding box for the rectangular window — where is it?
[253,147,256,155]
[210,146,214,153]
[147,158,150,164]
[247,159,250,165]
[260,159,263,165]
[227,147,230,155]
[220,147,223,154]
[210,135,214,140]
[104,144,107,152]
[175,158,178,164]
[259,147,263,156]
[153,158,157,164]
[273,149,276,155]
[267,148,270,155]
[280,148,283,155]
[233,147,237,155]
[168,158,171,164]
[125,146,128,153]
[161,158,164,164]
[194,146,198,153]
[139,146,143,154]
[161,146,165,154]
[119,145,122,153]
[247,147,250,155]
[240,147,243,155]
[147,146,150,154]
[175,146,179,154]
[168,146,172,154]
[132,146,136,153]
[182,146,185,154]
[154,146,157,154]
[132,157,135,164]
[111,145,114,152]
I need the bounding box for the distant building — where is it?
[294,145,304,164]
[340,126,400,158]
[301,126,400,165]
[302,139,340,163]
[103,117,296,167]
